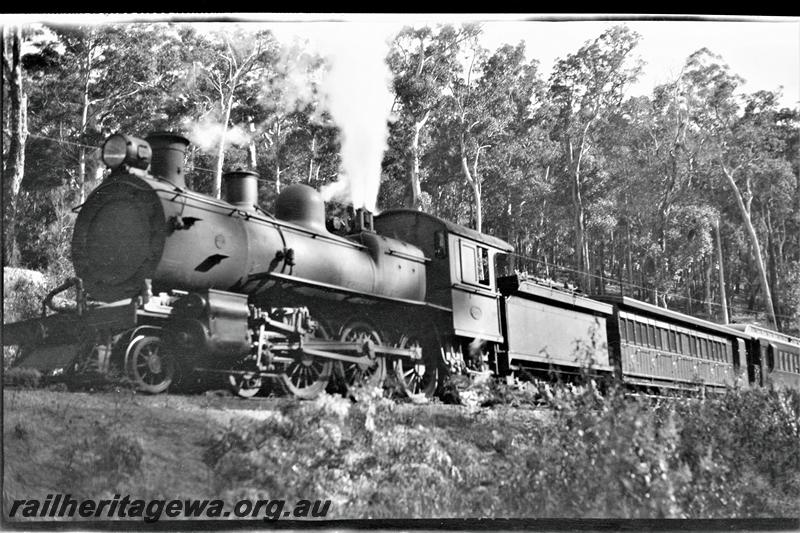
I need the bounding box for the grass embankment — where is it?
[3,383,800,520]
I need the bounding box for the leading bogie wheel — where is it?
[338,321,387,391]
[126,334,175,394]
[227,366,263,398]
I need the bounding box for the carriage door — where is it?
[758,340,769,386]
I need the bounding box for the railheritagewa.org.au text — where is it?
[8,494,331,522]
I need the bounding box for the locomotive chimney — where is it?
[145,132,190,189]
[223,169,259,211]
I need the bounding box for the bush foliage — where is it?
[203,384,800,519]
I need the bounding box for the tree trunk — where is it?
[2,26,27,267]
[566,137,591,291]
[459,143,482,233]
[78,41,93,204]
[307,133,317,183]
[214,92,235,199]
[409,110,431,209]
[248,123,258,169]
[721,166,778,329]
[765,210,780,330]
[715,219,729,324]
[274,121,282,194]
[705,255,713,319]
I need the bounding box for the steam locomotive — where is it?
[4,132,800,397]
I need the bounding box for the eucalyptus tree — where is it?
[388,24,481,209]
[247,41,336,196]
[547,25,642,291]
[184,25,279,198]
[2,25,28,266]
[426,41,541,234]
[5,23,187,271]
[680,48,784,328]
[33,24,186,202]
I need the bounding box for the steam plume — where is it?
[184,116,251,153]
[314,24,395,211]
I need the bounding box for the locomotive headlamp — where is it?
[102,133,152,171]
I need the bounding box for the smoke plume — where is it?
[184,117,252,153]
[313,24,395,212]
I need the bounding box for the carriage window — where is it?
[669,330,677,352]
[660,329,668,350]
[648,325,656,348]
[626,320,635,343]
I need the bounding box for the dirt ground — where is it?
[2,387,545,508]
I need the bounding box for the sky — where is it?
[478,18,800,109]
[265,14,800,109]
[7,13,799,109]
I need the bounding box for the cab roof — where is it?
[376,208,514,253]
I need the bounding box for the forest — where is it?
[3,21,799,334]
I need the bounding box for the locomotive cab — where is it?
[373,210,513,369]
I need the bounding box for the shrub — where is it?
[674,387,800,517]
[59,425,145,495]
[202,382,800,519]
[3,267,49,369]
[4,367,43,389]
[3,267,48,322]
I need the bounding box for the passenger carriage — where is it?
[728,324,800,390]
[594,296,750,392]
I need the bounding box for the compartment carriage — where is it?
[727,324,800,390]
[594,296,749,393]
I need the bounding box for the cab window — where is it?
[459,241,492,288]
[478,246,490,286]
[460,242,477,285]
